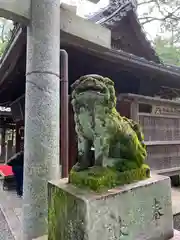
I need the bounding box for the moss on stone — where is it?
[71,74,148,172]
[48,186,61,240]
[48,185,86,240]
[69,165,150,192]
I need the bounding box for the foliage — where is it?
[0,41,7,56]
[69,165,150,192]
[0,18,13,57]
[153,36,180,65]
[48,185,86,240]
[137,0,180,65]
[138,0,180,44]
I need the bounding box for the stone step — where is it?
[170,230,180,239]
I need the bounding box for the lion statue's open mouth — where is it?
[71,74,116,108]
[77,84,106,95]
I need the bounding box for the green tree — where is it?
[138,0,180,44]
[137,0,180,65]
[154,36,180,65]
[0,18,13,57]
[0,41,7,56]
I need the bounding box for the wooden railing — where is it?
[118,93,180,176]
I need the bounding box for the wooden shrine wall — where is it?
[118,93,180,176]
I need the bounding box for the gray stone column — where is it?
[22,0,60,239]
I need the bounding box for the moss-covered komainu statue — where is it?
[70,74,150,191]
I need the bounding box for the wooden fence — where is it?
[118,93,180,176]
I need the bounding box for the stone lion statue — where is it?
[71,74,147,172]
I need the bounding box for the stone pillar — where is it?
[22,0,60,239]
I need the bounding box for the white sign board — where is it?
[0,106,11,112]
[0,0,30,24]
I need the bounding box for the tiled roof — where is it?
[87,0,161,63]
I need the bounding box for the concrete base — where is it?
[48,175,174,240]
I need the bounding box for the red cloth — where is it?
[0,165,14,176]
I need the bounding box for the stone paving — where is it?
[0,181,22,240]
[0,209,14,240]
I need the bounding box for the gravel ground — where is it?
[0,209,14,240]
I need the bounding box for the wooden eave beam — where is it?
[1,16,180,96]
[64,40,180,80]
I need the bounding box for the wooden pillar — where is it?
[15,122,21,152]
[0,127,6,162]
[130,100,139,122]
[68,101,77,171]
[117,100,131,118]
[15,121,24,153]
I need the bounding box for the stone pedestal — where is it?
[48,175,174,240]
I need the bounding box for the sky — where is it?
[137,2,161,41]
[61,0,161,41]
[0,0,163,41]
[0,0,162,43]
